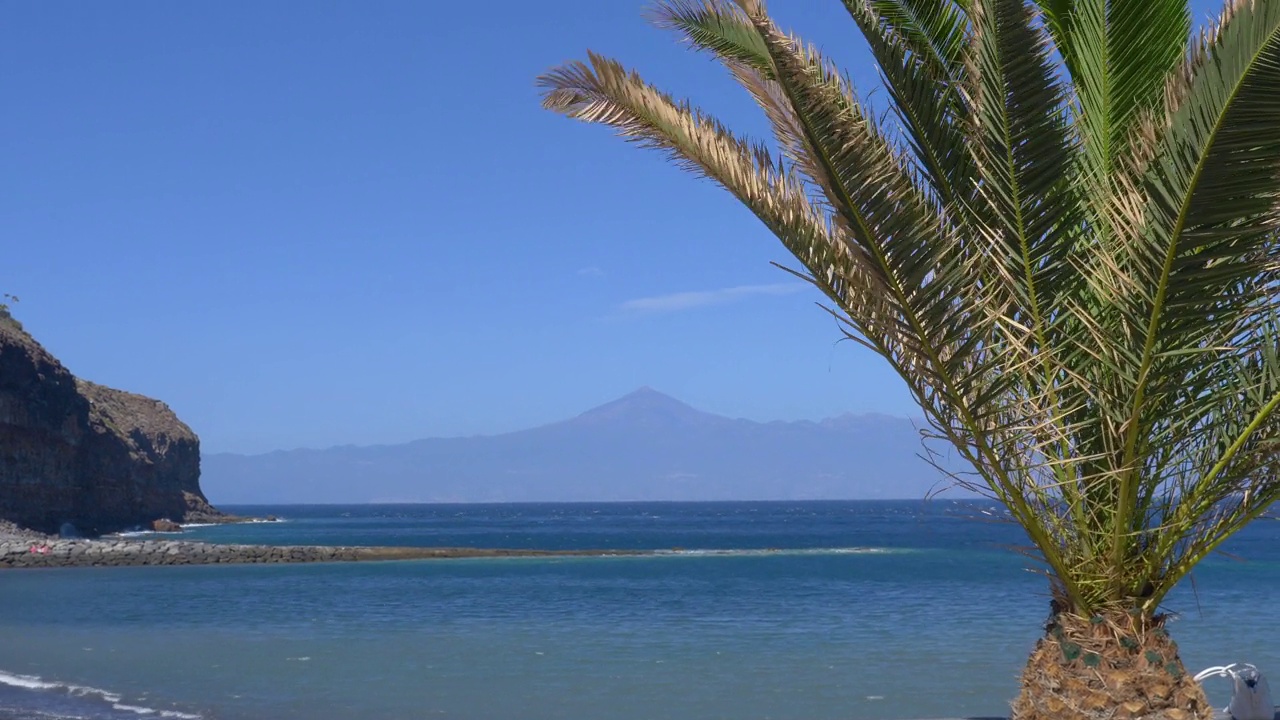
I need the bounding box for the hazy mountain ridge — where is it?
[201,388,968,503]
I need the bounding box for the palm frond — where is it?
[1032,0,1073,44]
[862,0,969,77]
[963,0,1077,329]
[959,0,1088,549]
[1089,0,1280,602]
[647,0,774,78]
[842,0,974,204]
[537,53,927,378]
[1052,0,1189,176]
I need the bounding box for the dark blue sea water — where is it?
[1,501,1277,720]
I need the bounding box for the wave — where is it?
[0,671,65,694]
[648,546,911,557]
[111,517,288,538]
[187,518,287,528]
[0,670,200,719]
[464,547,917,562]
[112,702,201,718]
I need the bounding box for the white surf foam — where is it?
[111,702,200,718]
[0,669,200,719]
[0,671,60,691]
[650,546,908,557]
[68,684,122,703]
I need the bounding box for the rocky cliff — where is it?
[0,312,220,535]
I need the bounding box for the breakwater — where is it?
[0,537,640,569]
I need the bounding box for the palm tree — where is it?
[539,0,1280,717]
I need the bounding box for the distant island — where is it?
[202,387,968,504]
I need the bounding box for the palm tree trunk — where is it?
[1011,609,1212,720]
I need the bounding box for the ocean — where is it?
[1,500,1277,720]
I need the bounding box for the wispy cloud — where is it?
[620,282,807,314]
[577,266,605,278]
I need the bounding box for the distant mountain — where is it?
[200,388,971,503]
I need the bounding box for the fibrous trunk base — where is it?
[1011,611,1212,720]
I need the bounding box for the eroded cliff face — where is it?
[0,314,219,535]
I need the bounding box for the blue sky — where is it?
[2,1,1223,454]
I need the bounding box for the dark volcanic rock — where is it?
[0,315,84,533]
[77,378,206,532]
[182,490,239,524]
[0,314,224,535]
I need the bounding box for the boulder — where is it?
[152,519,183,533]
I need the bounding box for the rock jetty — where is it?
[0,535,641,569]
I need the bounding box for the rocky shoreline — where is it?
[0,533,643,569]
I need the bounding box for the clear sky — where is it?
[2,1,1224,454]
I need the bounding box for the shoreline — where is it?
[0,536,646,569]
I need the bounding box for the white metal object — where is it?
[1194,663,1274,720]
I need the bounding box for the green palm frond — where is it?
[866,0,970,74]
[1045,0,1189,173]
[963,0,1077,324]
[842,0,973,203]
[648,0,774,77]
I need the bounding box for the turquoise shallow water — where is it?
[1,501,1277,720]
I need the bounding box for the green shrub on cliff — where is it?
[0,295,19,329]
